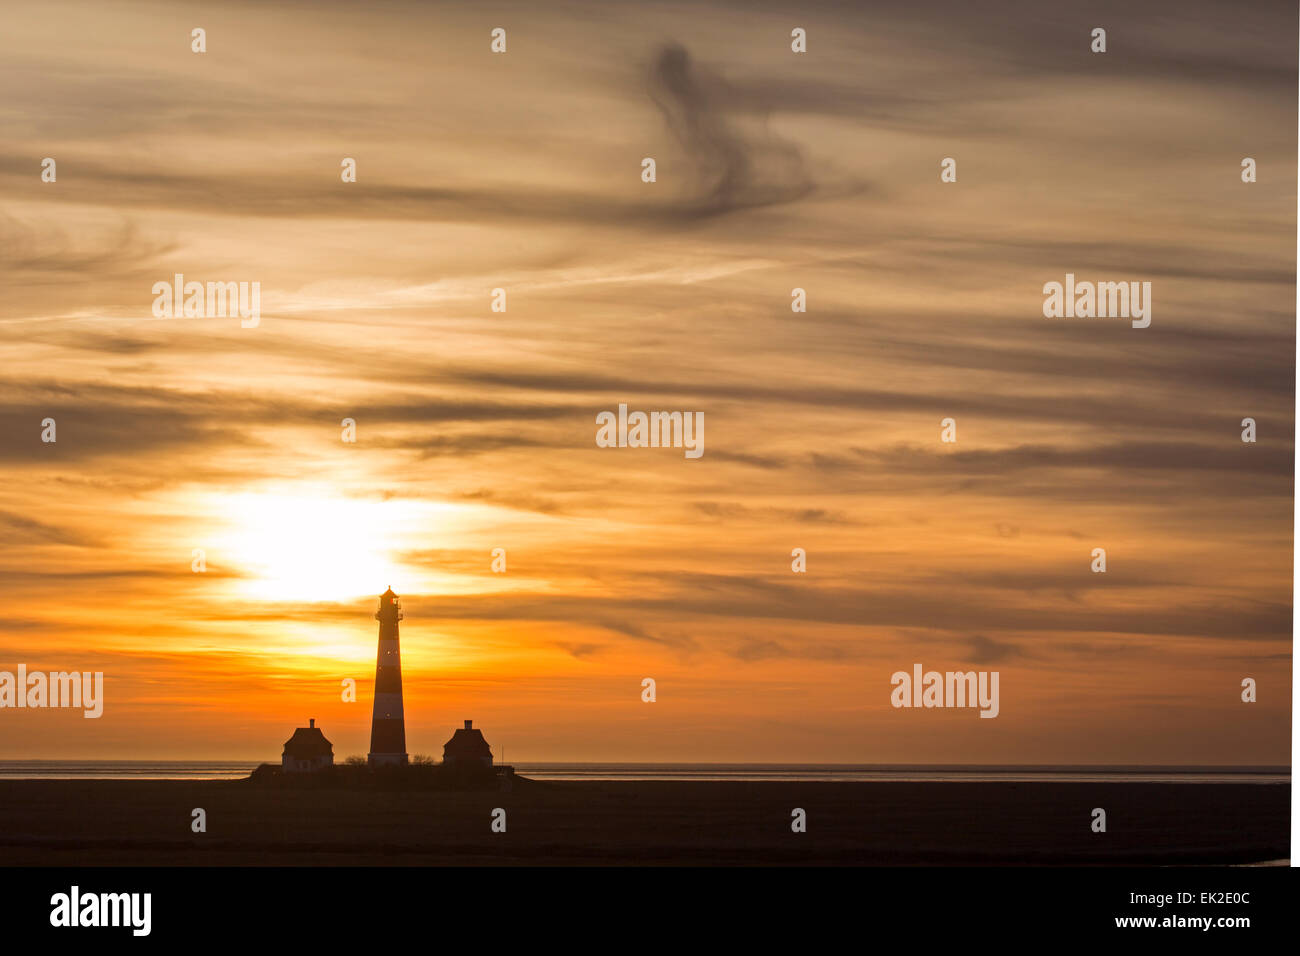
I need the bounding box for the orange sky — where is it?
[0,0,1294,763]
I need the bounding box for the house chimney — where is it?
[309,718,315,729]
[464,720,472,730]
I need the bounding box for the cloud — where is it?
[691,501,850,523]
[0,510,94,546]
[402,574,1292,644]
[647,44,817,217]
[0,212,176,284]
[553,641,604,659]
[813,441,1293,480]
[966,634,1027,665]
[729,637,851,662]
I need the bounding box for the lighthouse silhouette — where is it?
[367,586,409,767]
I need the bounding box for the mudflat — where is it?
[0,779,1287,866]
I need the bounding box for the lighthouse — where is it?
[367,586,409,767]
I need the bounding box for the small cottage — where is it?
[442,719,492,769]
[282,718,334,773]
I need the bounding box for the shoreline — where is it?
[0,761,1287,784]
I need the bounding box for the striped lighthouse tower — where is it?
[367,586,409,767]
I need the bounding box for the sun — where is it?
[212,489,411,602]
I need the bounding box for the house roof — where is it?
[283,726,333,758]
[443,727,491,758]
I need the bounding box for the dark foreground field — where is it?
[0,779,1287,865]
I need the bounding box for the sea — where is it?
[0,761,1288,783]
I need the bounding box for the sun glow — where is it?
[212,490,420,602]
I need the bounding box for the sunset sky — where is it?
[0,0,1294,764]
